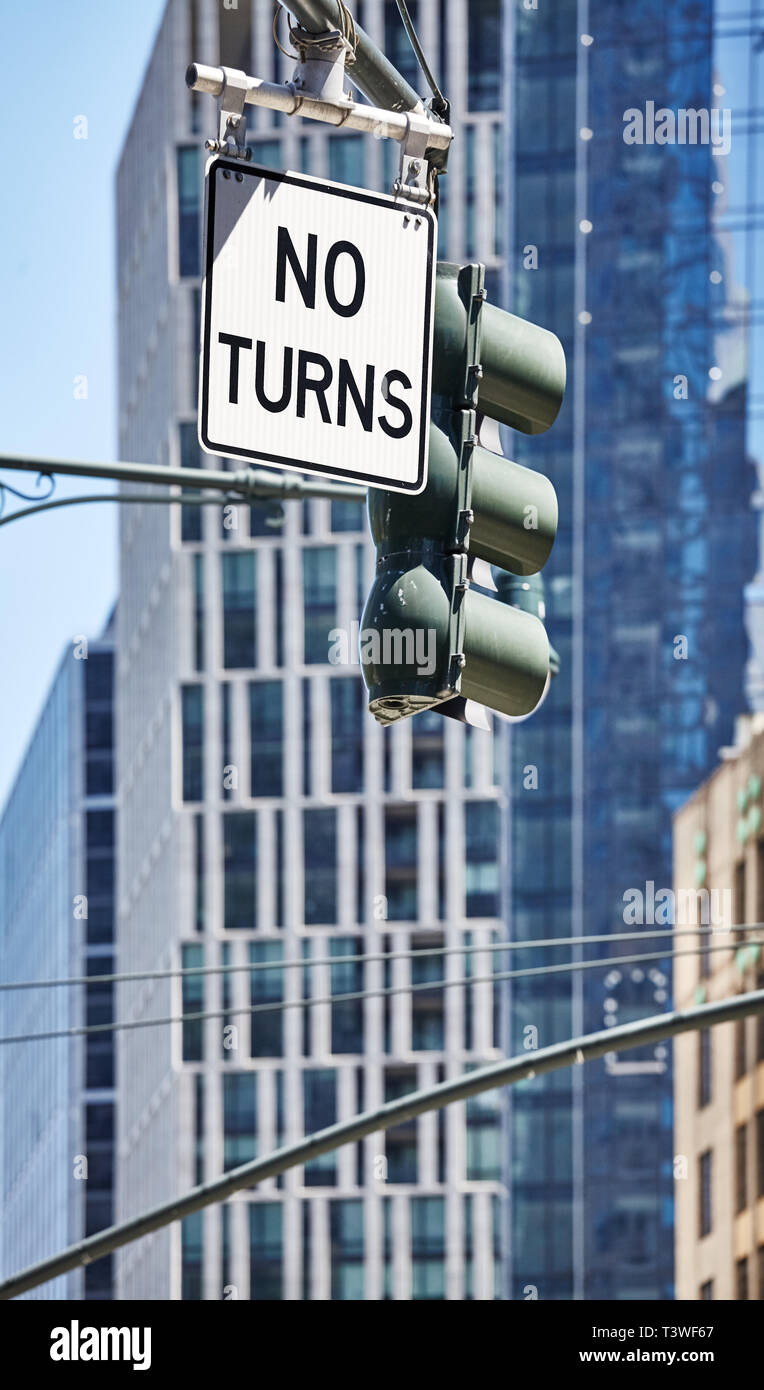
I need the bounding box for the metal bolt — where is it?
[410,160,421,175]
[223,169,231,179]
[236,171,243,182]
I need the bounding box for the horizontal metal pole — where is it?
[186,63,451,152]
[1,987,763,1299]
[0,452,365,502]
[285,0,422,113]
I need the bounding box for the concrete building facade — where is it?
[674,714,764,1300]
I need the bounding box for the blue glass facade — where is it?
[505,0,755,1299]
[0,631,116,1298]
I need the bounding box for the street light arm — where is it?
[0,452,366,503]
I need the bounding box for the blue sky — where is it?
[0,0,166,805]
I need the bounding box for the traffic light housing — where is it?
[360,262,565,725]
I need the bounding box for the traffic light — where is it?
[360,262,565,726]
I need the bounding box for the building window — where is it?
[330,1199,365,1299]
[193,553,204,671]
[735,1016,748,1079]
[221,941,234,1061]
[194,1074,204,1185]
[223,1072,257,1170]
[412,708,445,790]
[218,1,252,71]
[250,680,283,797]
[468,0,501,111]
[84,653,114,796]
[465,123,476,258]
[465,801,500,916]
[329,133,365,187]
[224,811,257,930]
[252,138,281,169]
[249,498,282,536]
[304,1070,337,1185]
[331,937,364,1053]
[735,860,746,934]
[466,1084,501,1181]
[411,1196,446,1300]
[194,813,205,932]
[758,1110,764,1199]
[331,499,363,532]
[250,1204,283,1300]
[384,1,421,90]
[85,957,114,1089]
[181,1211,203,1300]
[385,805,418,920]
[179,421,203,541]
[330,678,364,793]
[182,943,204,1061]
[181,685,204,802]
[356,805,365,925]
[250,941,283,1057]
[85,807,115,949]
[222,552,257,668]
[384,1067,418,1182]
[303,547,336,664]
[304,808,337,924]
[177,147,201,277]
[382,1196,394,1299]
[698,1029,711,1108]
[411,935,444,1051]
[736,1256,749,1301]
[221,683,232,801]
[492,123,504,260]
[699,1279,713,1300]
[699,1150,712,1238]
[736,1124,748,1213]
[274,550,285,667]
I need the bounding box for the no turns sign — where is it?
[198,158,437,494]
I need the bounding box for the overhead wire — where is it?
[394,0,448,117]
[0,922,756,994]
[0,936,760,1048]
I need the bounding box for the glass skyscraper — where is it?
[0,621,116,1299]
[505,0,756,1299]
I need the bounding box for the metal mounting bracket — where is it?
[290,26,354,103]
[392,111,437,206]
[205,66,251,160]
[444,263,486,697]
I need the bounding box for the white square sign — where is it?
[199,158,437,494]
